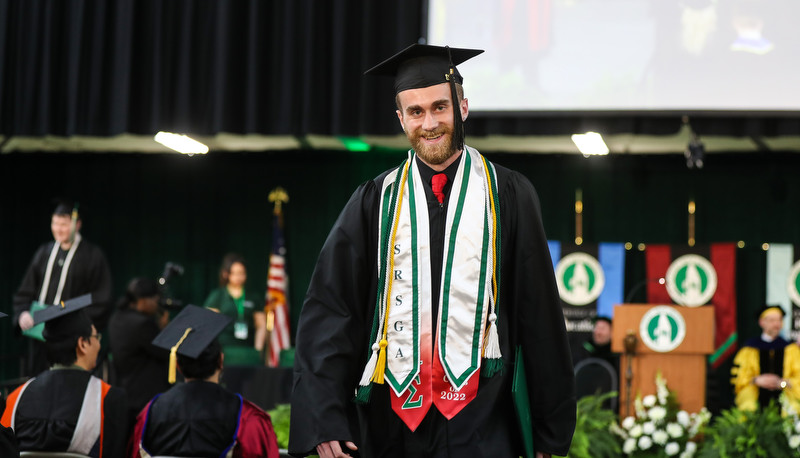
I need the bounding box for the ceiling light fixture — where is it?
[154,132,209,155]
[571,132,609,156]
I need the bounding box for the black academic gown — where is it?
[289,149,576,457]
[132,381,279,458]
[572,339,620,374]
[13,239,113,329]
[3,369,127,457]
[108,308,171,422]
[13,239,112,376]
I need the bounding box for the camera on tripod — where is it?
[158,262,185,308]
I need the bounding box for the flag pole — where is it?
[575,188,583,246]
[265,187,289,365]
[688,199,696,247]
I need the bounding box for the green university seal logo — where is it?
[665,254,717,307]
[640,306,686,352]
[787,260,800,307]
[555,252,605,306]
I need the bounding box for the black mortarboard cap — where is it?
[34,294,94,341]
[52,198,76,216]
[152,305,231,359]
[152,305,232,383]
[365,43,483,94]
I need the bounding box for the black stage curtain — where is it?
[2,150,800,385]
[0,0,422,137]
[3,0,799,139]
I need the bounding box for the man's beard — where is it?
[407,124,457,165]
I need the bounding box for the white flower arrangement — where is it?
[782,394,800,453]
[613,372,710,457]
[652,429,669,445]
[665,441,680,456]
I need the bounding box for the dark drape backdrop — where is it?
[0,0,423,137]
[2,150,800,384]
[2,0,799,138]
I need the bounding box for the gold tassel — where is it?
[168,328,193,384]
[370,339,388,384]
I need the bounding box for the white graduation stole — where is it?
[360,147,500,431]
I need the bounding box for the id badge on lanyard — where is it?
[234,295,249,340]
[234,321,249,340]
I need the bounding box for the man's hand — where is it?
[18,311,34,331]
[316,440,358,458]
[754,374,783,390]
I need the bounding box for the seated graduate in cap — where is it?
[129,305,279,458]
[731,305,800,411]
[1,295,128,457]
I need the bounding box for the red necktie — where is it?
[431,173,447,204]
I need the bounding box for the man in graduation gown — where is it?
[13,201,113,376]
[731,305,800,411]
[289,44,575,458]
[129,305,279,458]
[1,295,128,457]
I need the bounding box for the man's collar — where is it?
[414,150,463,185]
[50,363,85,371]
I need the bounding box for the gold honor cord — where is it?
[688,200,696,247]
[575,189,583,246]
[371,160,411,385]
[168,328,193,384]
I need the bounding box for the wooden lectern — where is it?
[612,304,714,417]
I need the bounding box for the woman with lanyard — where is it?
[203,253,266,367]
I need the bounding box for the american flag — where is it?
[266,199,292,367]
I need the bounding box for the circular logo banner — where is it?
[665,254,717,307]
[555,252,605,306]
[640,306,687,353]
[788,260,800,307]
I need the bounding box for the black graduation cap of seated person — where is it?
[33,293,94,341]
[152,305,232,359]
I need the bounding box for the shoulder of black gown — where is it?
[143,382,240,457]
[288,172,390,456]
[13,370,93,452]
[101,383,128,457]
[491,161,577,456]
[0,425,18,457]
